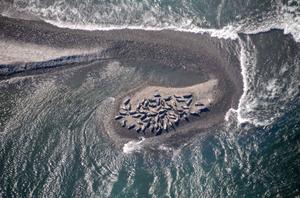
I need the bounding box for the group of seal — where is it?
[115,91,209,136]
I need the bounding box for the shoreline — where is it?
[112,80,220,138]
[0,15,244,145]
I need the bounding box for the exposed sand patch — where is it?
[0,39,103,64]
[129,79,218,110]
[0,16,243,146]
[113,79,221,138]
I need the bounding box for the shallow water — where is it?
[1,0,299,41]
[0,0,300,197]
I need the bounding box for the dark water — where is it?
[0,0,300,197]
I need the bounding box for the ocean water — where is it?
[0,0,300,197]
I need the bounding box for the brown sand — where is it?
[0,39,103,64]
[0,16,243,145]
[129,79,218,112]
[113,79,220,137]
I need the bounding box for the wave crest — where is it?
[1,0,299,42]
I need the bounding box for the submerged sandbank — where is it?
[0,15,243,145]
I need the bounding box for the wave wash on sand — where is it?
[0,15,244,149]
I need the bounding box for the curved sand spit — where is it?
[0,16,243,146]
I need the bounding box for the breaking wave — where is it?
[1,1,300,197]
[1,0,299,42]
[123,137,145,154]
[1,0,299,128]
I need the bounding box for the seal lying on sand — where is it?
[0,16,243,146]
[115,87,212,135]
[113,79,220,138]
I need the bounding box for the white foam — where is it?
[233,31,300,127]
[233,4,300,43]
[5,4,299,43]
[233,36,274,127]
[41,18,239,41]
[227,35,273,127]
[236,36,256,125]
[2,2,299,129]
[158,145,173,152]
[239,19,300,43]
[122,137,145,154]
[2,0,300,43]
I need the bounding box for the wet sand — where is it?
[0,16,243,144]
